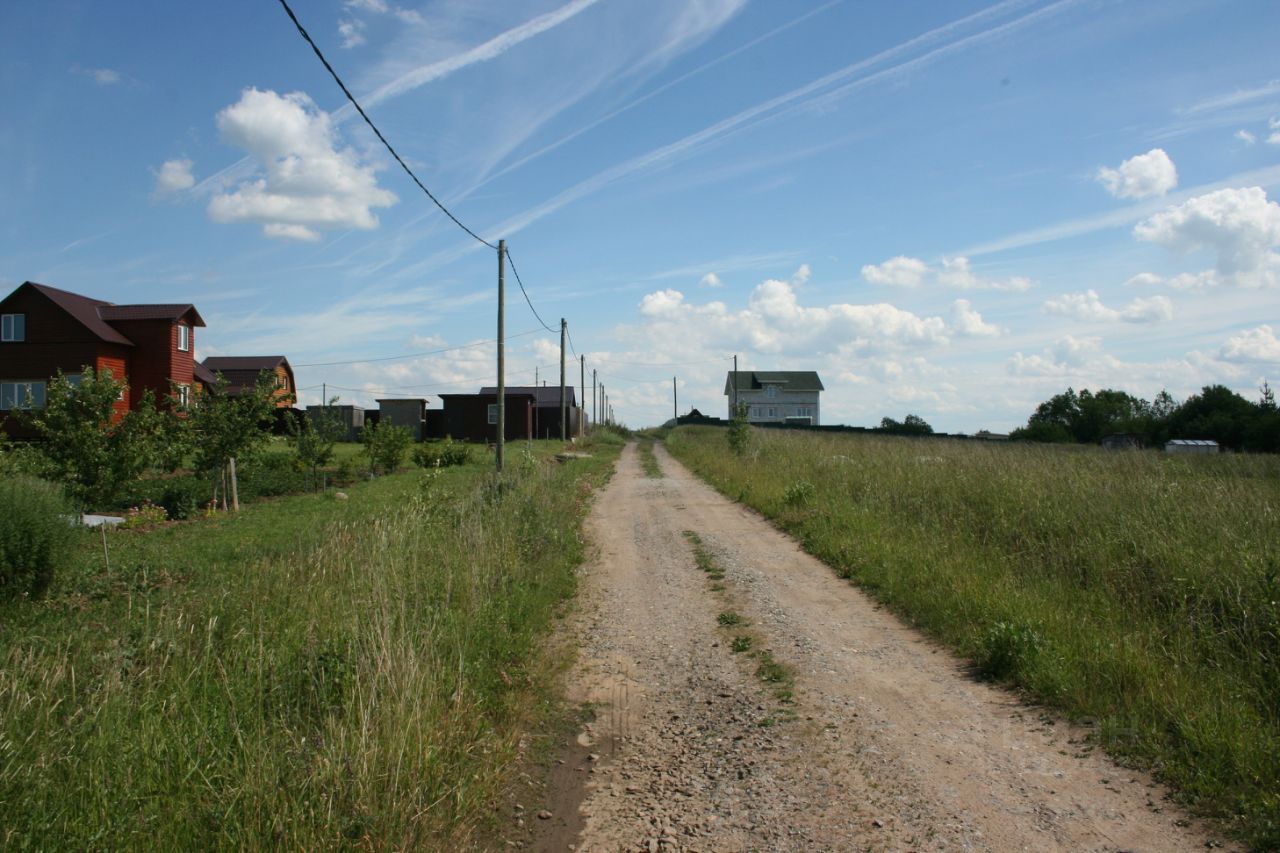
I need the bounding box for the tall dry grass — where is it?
[0,444,617,849]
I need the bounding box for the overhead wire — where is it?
[275,0,496,250]
[502,247,558,334]
[293,329,543,367]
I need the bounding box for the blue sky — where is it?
[3,0,1278,431]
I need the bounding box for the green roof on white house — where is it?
[723,371,824,394]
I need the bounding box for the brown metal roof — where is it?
[202,356,288,371]
[100,304,205,326]
[193,362,217,385]
[24,282,133,346]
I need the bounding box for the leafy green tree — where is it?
[727,402,751,456]
[1167,384,1258,450]
[183,373,280,504]
[286,398,345,488]
[879,414,934,436]
[362,420,412,475]
[19,369,162,510]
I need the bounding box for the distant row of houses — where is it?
[0,281,295,438]
[0,281,585,444]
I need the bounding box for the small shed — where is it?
[1101,433,1143,450]
[479,385,582,439]
[377,398,428,441]
[438,392,535,443]
[306,404,364,442]
[1165,439,1219,455]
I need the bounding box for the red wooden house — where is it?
[0,281,205,436]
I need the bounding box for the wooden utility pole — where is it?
[592,368,597,429]
[580,354,586,438]
[732,354,738,416]
[673,376,677,422]
[534,365,539,438]
[559,318,567,441]
[496,239,506,472]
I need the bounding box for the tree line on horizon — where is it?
[1009,383,1279,452]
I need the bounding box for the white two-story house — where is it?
[724,370,823,425]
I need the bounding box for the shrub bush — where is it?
[979,621,1045,680]
[362,422,412,475]
[238,453,309,499]
[0,476,75,600]
[413,438,471,468]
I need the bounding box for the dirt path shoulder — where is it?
[517,441,1231,852]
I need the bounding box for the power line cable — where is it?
[275,0,496,250]
[502,247,557,334]
[293,328,543,367]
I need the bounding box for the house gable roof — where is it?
[20,282,134,346]
[11,281,207,346]
[201,356,294,394]
[479,385,577,407]
[100,304,205,326]
[724,370,824,394]
[202,356,289,372]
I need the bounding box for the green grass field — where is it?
[665,425,1280,848]
[0,438,619,849]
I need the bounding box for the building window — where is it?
[177,324,190,352]
[1,380,46,410]
[765,385,778,398]
[796,406,811,417]
[63,374,82,388]
[177,384,190,406]
[1,314,24,342]
[768,407,777,418]
[487,403,498,424]
[277,373,287,389]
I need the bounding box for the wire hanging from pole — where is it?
[503,248,557,334]
[275,0,496,250]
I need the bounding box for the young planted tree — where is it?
[362,420,412,475]
[19,369,162,511]
[286,398,345,489]
[183,373,280,510]
[727,402,751,456]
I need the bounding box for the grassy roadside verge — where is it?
[665,425,1280,848]
[0,439,620,850]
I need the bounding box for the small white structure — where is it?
[1165,439,1219,454]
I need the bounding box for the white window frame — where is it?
[1,313,24,342]
[177,323,190,352]
[177,384,190,406]
[487,403,498,424]
[1,380,46,410]
[765,385,778,398]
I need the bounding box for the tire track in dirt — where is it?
[528,441,1232,852]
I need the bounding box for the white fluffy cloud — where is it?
[1097,148,1178,199]
[207,88,397,241]
[1042,289,1173,323]
[632,276,956,359]
[1270,117,1280,145]
[338,19,366,48]
[1008,335,1106,375]
[1220,325,1280,362]
[861,255,1030,291]
[699,272,723,287]
[153,158,195,194]
[950,299,1000,337]
[1133,186,1280,288]
[861,255,927,287]
[1236,129,1257,145]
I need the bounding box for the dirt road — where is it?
[524,442,1229,852]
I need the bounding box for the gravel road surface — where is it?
[514,441,1230,852]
